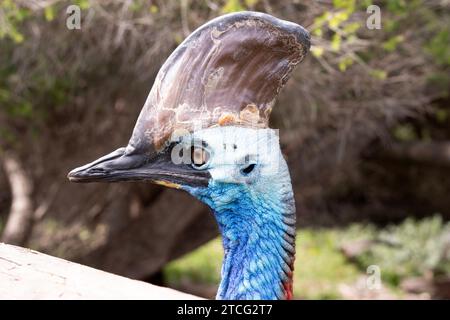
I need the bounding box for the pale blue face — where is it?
[175,126,291,210]
[179,127,283,176]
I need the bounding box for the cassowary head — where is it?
[69,12,310,300]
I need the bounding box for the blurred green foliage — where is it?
[222,0,245,13]
[311,0,449,83]
[0,1,78,150]
[294,228,361,299]
[351,216,450,285]
[435,108,448,124]
[393,124,418,142]
[222,0,259,13]
[164,237,223,285]
[0,0,448,150]
[165,217,450,298]
[427,30,450,67]
[0,0,29,43]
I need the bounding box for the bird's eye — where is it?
[191,146,210,169]
[241,163,256,175]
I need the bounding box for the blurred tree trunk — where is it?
[1,153,34,246]
[77,189,218,279]
[379,142,450,167]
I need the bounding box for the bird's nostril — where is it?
[88,167,107,174]
[241,163,256,175]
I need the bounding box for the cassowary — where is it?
[68,11,310,300]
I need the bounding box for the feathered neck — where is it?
[214,192,296,299]
[188,169,296,300]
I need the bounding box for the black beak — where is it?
[67,146,210,188]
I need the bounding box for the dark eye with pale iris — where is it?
[191,146,210,169]
[241,163,256,175]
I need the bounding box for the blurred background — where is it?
[0,0,449,299]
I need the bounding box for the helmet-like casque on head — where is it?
[69,11,310,187]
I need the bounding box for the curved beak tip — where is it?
[67,171,77,182]
[67,148,126,183]
[67,167,89,182]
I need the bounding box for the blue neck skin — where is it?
[186,176,296,300]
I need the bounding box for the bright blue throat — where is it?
[186,173,296,300]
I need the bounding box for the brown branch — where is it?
[1,153,34,245]
[181,0,191,38]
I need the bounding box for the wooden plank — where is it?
[0,243,201,300]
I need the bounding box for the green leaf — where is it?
[9,28,24,43]
[342,22,361,35]
[149,5,158,14]
[11,101,33,118]
[369,69,387,80]
[0,88,10,101]
[435,108,448,123]
[313,28,323,37]
[393,124,417,142]
[332,0,355,12]
[426,29,450,66]
[387,0,407,14]
[382,35,404,52]
[311,46,325,58]
[338,56,353,72]
[314,12,331,27]
[44,6,55,22]
[221,0,245,13]
[331,33,341,52]
[244,0,259,7]
[328,11,349,29]
[74,0,90,10]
